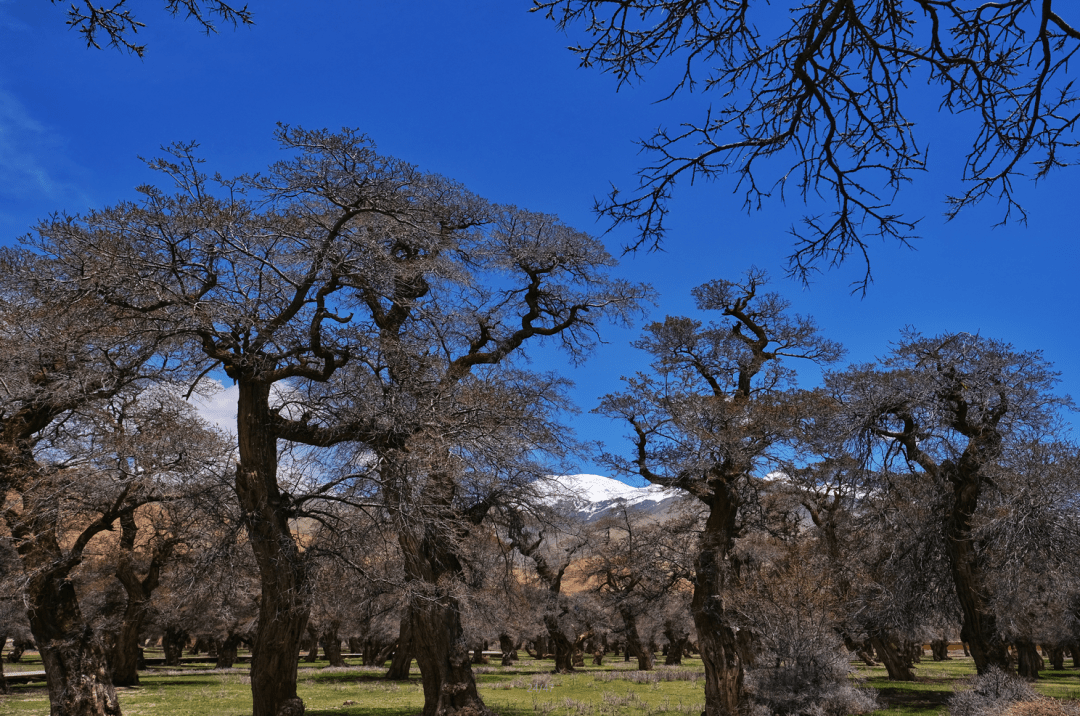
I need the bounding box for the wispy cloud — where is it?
[0,87,91,208]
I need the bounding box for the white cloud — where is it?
[0,87,92,209]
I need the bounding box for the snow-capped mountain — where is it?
[535,473,682,521]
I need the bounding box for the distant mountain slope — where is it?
[535,474,682,521]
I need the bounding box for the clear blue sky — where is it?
[2,1,1077,481]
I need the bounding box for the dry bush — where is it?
[950,667,1041,716]
[1001,699,1080,716]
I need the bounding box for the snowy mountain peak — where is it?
[536,474,679,520]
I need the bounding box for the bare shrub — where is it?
[950,667,1041,716]
[1002,699,1080,716]
[744,630,878,716]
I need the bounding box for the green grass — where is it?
[3,652,1079,716]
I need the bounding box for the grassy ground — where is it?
[2,651,1079,715]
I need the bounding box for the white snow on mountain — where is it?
[536,473,680,520]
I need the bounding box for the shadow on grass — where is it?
[307,709,534,716]
[302,672,419,685]
[874,686,952,713]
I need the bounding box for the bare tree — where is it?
[51,0,253,57]
[31,126,648,716]
[597,268,842,716]
[534,1,1080,288]
[829,330,1073,674]
[0,249,197,716]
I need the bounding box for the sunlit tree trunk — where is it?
[694,487,747,716]
[15,525,120,716]
[235,380,309,716]
[399,527,492,716]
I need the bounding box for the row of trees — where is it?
[2,130,1079,716]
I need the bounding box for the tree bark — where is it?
[386,609,414,679]
[663,622,689,666]
[1016,640,1042,679]
[216,633,242,669]
[235,380,309,716]
[26,554,120,714]
[869,630,915,681]
[694,488,747,716]
[931,639,951,661]
[544,613,576,674]
[304,625,319,663]
[1047,645,1064,670]
[162,626,186,667]
[498,633,516,667]
[109,512,169,687]
[9,508,120,716]
[320,622,344,667]
[945,471,1010,674]
[620,608,653,671]
[399,521,493,716]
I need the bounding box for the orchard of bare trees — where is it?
[0,131,1079,716]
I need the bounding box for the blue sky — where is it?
[2,1,1077,481]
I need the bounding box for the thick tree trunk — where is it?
[869,630,915,681]
[386,609,414,679]
[7,640,27,663]
[1048,645,1065,670]
[931,639,951,661]
[235,380,309,716]
[162,626,186,667]
[620,608,654,671]
[471,641,489,665]
[27,562,120,714]
[544,614,576,674]
[1016,640,1042,679]
[694,490,747,716]
[944,468,1010,674]
[304,625,319,663]
[320,622,344,667]
[216,633,242,669]
[11,515,120,716]
[664,622,689,666]
[400,525,493,716]
[498,633,516,666]
[109,512,168,687]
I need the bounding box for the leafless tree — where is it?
[51,0,253,57]
[534,1,1080,289]
[0,248,201,716]
[597,268,842,716]
[828,330,1073,674]
[586,504,697,671]
[30,126,648,716]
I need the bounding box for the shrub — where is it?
[743,629,878,716]
[950,667,1041,716]
[1001,698,1080,716]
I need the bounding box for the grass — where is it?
[2,651,1079,715]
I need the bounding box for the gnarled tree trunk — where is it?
[869,629,915,681]
[162,625,186,667]
[620,608,653,671]
[695,488,747,716]
[19,532,121,716]
[1016,640,1042,680]
[235,380,309,716]
[109,512,170,687]
[386,609,414,679]
[320,621,344,667]
[945,471,1010,675]
[216,633,243,669]
[664,621,689,666]
[498,632,516,667]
